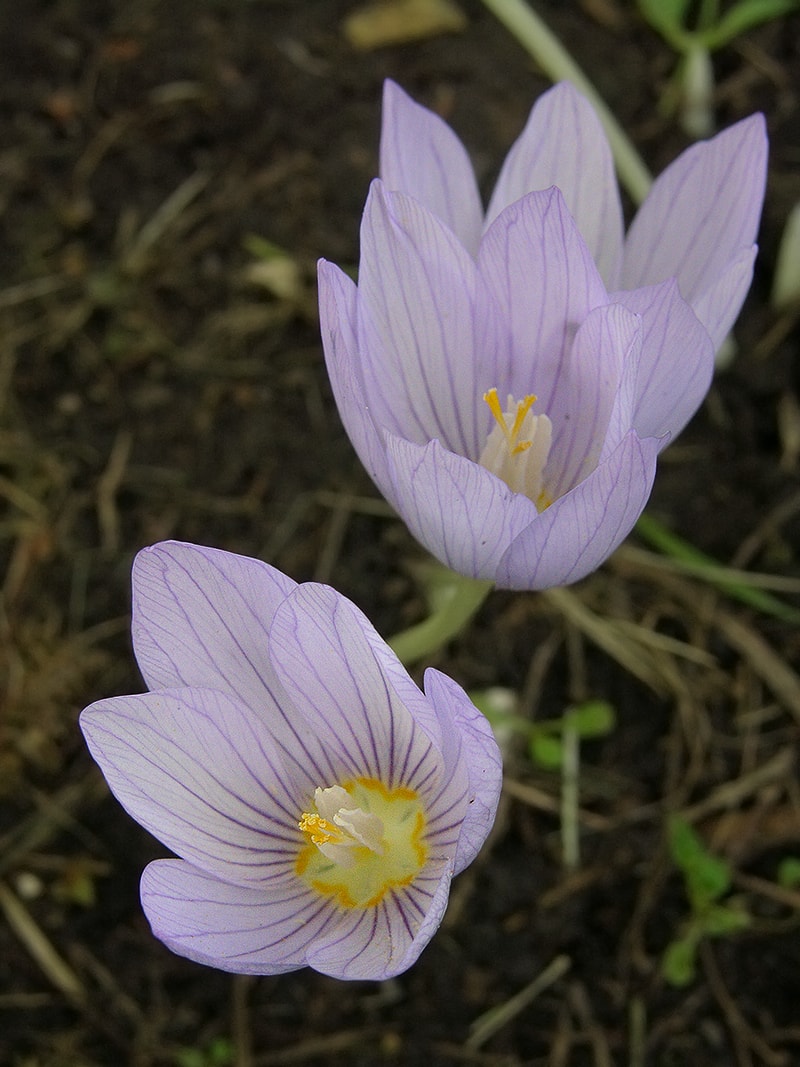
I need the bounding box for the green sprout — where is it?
[661,816,751,986]
[474,693,616,871]
[174,1038,233,1067]
[637,0,800,135]
[777,856,800,890]
[471,693,615,770]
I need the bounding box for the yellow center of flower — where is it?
[295,778,428,909]
[479,387,552,510]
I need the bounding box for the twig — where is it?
[717,612,800,724]
[0,880,86,1004]
[700,942,788,1067]
[466,954,571,1050]
[96,429,133,554]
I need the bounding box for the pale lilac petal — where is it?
[621,114,768,303]
[689,245,757,352]
[317,259,396,504]
[80,690,309,886]
[385,434,537,581]
[599,325,642,464]
[423,669,503,874]
[358,181,503,458]
[338,636,491,870]
[306,861,453,980]
[486,82,624,288]
[141,860,340,975]
[478,187,609,403]
[380,80,483,256]
[544,303,641,498]
[612,280,714,444]
[359,622,445,750]
[497,432,660,590]
[268,584,444,795]
[131,542,335,780]
[132,541,293,716]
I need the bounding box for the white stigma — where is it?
[300,785,385,869]
[478,388,552,509]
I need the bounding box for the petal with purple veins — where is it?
[497,431,659,590]
[358,181,502,459]
[423,668,503,874]
[132,541,294,721]
[689,245,757,353]
[544,303,640,499]
[479,187,609,404]
[81,688,318,886]
[612,279,714,444]
[620,114,767,304]
[306,860,453,980]
[486,82,624,289]
[268,583,444,794]
[317,259,396,504]
[141,859,342,975]
[385,434,538,581]
[380,80,484,256]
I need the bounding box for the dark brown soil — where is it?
[1,2,799,1065]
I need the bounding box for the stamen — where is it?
[298,812,344,848]
[479,388,553,508]
[483,388,539,456]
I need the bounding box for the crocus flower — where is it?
[318,83,767,590]
[80,541,502,980]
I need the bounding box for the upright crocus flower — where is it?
[318,83,767,590]
[80,542,502,980]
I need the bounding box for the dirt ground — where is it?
[1,1,799,1065]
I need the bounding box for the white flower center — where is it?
[298,784,384,869]
[479,387,552,510]
[296,778,428,909]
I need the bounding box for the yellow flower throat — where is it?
[296,778,427,909]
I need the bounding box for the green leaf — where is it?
[661,935,698,986]
[242,234,290,261]
[704,0,800,48]
[638,0,692,35]
[777,857,800,890]
[530,733,564,770]
[569,700,615,739]
[702,902,751,936]
[668,816,731,908]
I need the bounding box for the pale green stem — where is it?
[388,574,494,665]
[480,0,652,204]
[560,710,580,871]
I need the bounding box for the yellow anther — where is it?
[299,812,342,847]
[483,388,538,456]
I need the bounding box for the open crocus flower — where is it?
[379,79,768,353]
[317,84,767,590]
[80,541,502,980]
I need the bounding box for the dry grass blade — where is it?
[716,611,800,723]
[543,586,667,693]
[681,747,796,823]
[0,880,86,1004]
[466,954,572,1050]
